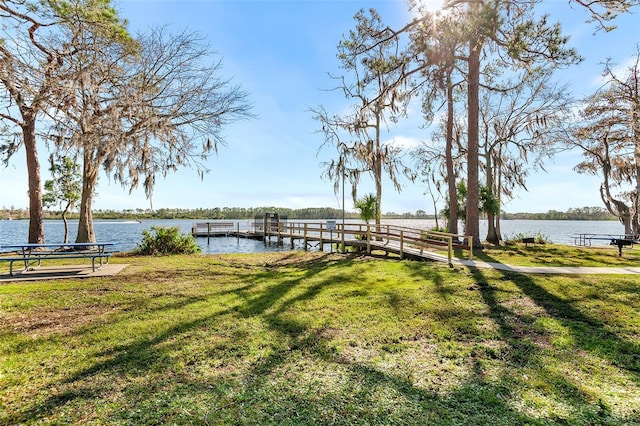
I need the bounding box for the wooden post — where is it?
[399,230,404,259]
[264,215,268,245]
[207,222,211,245]
[319,223,324,252]
[330,229,333,253]
[290,223,294,249]
[366,225,371,254]
[304,223,308,251]
[448,237,453,266]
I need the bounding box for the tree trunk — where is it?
[375,155,382,228]
[76,150,99,243]
[62,201,71,243]
[600,183,632,235]
[484,145,499,244]
[23,116,45,244]
[432,194,440,230]
[619,211,632,235]
[466,39,482,248]
[495,154,503,242]
[633,95,640,235]
[445,73,458,236]
[374,111,382,228]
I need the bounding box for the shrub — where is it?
[135,226,201,255]
[430,226,449,233]
[504,232,551,245]
[419,227,451,243]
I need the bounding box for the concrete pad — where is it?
[0,263,128,282]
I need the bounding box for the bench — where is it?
[0,252,112,276]
[0,242,116,276]
[522,237,535,247]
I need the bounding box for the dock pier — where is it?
[192,218,473,265]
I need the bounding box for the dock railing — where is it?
[262,221,472,265]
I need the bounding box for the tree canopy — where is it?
[0,0,252,243]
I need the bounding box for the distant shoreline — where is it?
[2,205,618,222]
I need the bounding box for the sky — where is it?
[0,0,639,215]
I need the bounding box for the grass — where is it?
[453,242,640,267]
[1,250,639,425]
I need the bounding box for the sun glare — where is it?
[421,0,446,13]
[409,0,448,20]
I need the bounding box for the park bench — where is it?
[0,243,115,276]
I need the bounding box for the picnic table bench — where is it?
[0,242,116,276]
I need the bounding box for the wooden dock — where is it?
[192,222,238,237]
[192,221,473,265]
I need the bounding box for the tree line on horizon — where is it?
[1,205,616,222]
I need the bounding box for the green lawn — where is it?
[1,251,639,425]
[454,242,640,267]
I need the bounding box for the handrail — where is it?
[259,221,472,265]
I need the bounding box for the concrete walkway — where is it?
[423,251,640,274]
[1,252,638,280]
[369,240,640,275]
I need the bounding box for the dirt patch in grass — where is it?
[1,304,120,338]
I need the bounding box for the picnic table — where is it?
[574,233,635,246]
[573,233,638,256]
[0,242,116,276]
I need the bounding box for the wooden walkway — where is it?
[193,221,474,265]
[192,223,640,275]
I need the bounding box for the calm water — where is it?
[0,218,626,254]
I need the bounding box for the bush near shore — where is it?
[1,248,638,425]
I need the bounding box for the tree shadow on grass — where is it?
[4,253,350,424]
[483,257,638,381]
[218,257,637,424]
[466,254,640,422]
[187,267,537,425]
[5,254,639,425]
[199,258,628,425]
[201,263,566,425]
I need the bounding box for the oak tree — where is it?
[0,0,125,243]
[51,26,252,242]
[571,50,640,235]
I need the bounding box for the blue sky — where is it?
[1,0,639,214]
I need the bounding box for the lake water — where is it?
[0,218,626,254]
